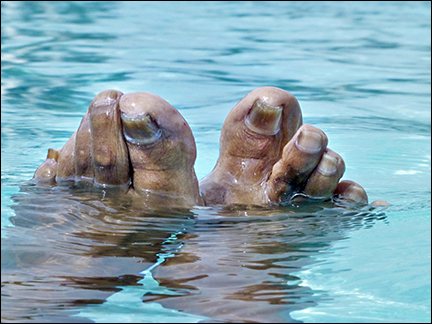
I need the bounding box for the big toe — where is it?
[200,87,303,205]
[119,92,201,206]
[220,87,303,163]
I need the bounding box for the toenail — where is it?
[121,113,162,145]
[296,130,322,153]
[245,99,282,135]
[47,148,60,162]
[317,153,338,176]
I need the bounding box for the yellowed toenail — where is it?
[46,148,59,161]
[318,153,337,176]
[245,100,282,135]
[296,130,322,153]
[121,113,162,145]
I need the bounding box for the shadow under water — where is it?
[1,184,387,323]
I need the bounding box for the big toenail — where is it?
[317,153,338,176]
[296,130,322,153]
[121,113,162,145]
[245,100,282,135]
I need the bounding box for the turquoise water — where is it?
[1,1,431,323]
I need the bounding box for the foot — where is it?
[33,90,202,207]
[199,87,370,206]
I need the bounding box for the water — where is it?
[1,1,430,322]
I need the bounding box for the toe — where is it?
[303,148,346,199]
[268,124,328,203]
[74,112,93,182]
[55,89,130,187]
[89,89,130,187]
[200,87,303,205]
[119,92,201,205]
[56,131,77,183]
[333,180,368,205]
[220,87,302,163]
[33,148,60,185]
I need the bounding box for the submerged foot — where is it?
[199,87,374,206]
[33,90,202,207]
[33,87,386,208]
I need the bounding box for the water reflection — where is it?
[1,184,386,323]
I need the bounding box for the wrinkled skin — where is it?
[34,90,202,207]
[10,87,388,323]
[201,87,363,206]
[33,87,388,207]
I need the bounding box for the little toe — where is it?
[303,148,346,199]
[33,148,60,185]
[268,124,328,203]
[333,180,368,205]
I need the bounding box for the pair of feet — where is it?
[33,87,377,208]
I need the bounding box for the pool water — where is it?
[1,1,430,323]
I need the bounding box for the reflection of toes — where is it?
[333,180,368,205]
[119,92,201,206]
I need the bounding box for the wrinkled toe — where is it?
[200,87,303,205]
[89,89,130,187]
[52,89,130,188]
[220,87,302,162]
[303,148,346,199]
[268,124,328,203]
[119,92,201,206]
